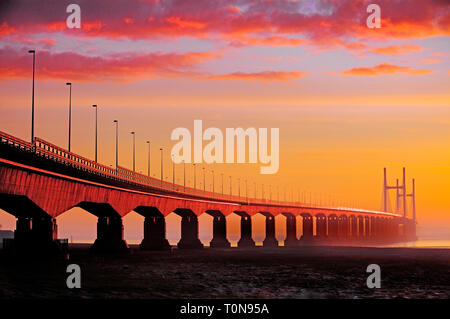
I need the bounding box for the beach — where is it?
[0,245,449,299]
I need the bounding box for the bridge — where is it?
[0,130,417,255]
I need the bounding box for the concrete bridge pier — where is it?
[12,215,59,254]
[283,213,298,246]
[389,218,400,240]
[207,210,231,248]
[315,214,327,240]
[349,215,357,239]
[379,218,387,240]
[0,195,60,255]
[327,214,338,239]
[91,215,129,253]
[403,218,417,241]
[78,203,129,254]
[14,216,32,244]
[370,216,377,239]
[357,216,365,238]
[135,207,171,250]
[364,216,371,239]
[261,212,278,247]
[236,212,255,247]
[300,213,313,241]
[338,215,349,240]
[176,209,204,249]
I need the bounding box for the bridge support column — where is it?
[338,215,349,239]
[140,215,171,250]
[11,215,59,254]
[390,218,400,240]
[349,215,357,239]
[327,215,338,239]
[91,215,129,254]
[370,216,377,239]
[134,207,170,250]
[403,218,417,241]
[210,215,231,248]
[14,216,32,244]
[364,216,370,239]
[237,212,255,247]
[284,214,298,246]
[357,216,364,238]
[177,214,204,249]
[262,213,278,247]
[300,214,313,240]
[315,214,327,239]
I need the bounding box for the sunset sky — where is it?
[0,0,449,243]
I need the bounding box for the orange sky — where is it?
[0,0,449,242]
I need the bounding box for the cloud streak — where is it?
[342,63,433,76]
[200,71,307,82]
[1,0,448,49]
[0,48,220,81]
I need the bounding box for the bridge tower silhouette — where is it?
[383,167,417,240]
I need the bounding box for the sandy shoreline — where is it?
[0,245,449,299]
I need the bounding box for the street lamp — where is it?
[146,141,150,176]
[131,132,135,171]
[113,120,118,168]
[183,160,186,191]
[28,50,35,143]
[245,179,248,201]
[202,167,205,192]
[160,148,163,186]
[238,178,240,199]
[66,82,72,152]
[172,154,175,189]
[92,104,97,162]
[193,163,196,189]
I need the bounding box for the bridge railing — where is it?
[0,131,34,152]
[0,131,318,207]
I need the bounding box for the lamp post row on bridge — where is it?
[26,50,354,209]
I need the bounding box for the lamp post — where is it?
[146,141,150,176]
[172,154,175,189]
[202,167,206,192]
[193,164,197,189]
[245,179,248,201]
[28,50,35,143]
[92,104,97,162]
[238,178,240,199]
[113,120,118,168]
[160,148,163,186]
[66,82,72,151]
[131,132,135,171]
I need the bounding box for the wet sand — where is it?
[0,245,449,299]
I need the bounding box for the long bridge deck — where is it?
[0,130,414,254]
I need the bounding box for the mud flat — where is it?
[0,245,449,299]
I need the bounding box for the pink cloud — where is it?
[342,63,433,76]
[0,48,220,82]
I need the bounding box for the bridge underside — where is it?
[0,158,416,256]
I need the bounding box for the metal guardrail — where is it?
[1,131,295,206]
[0,130,399,216]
